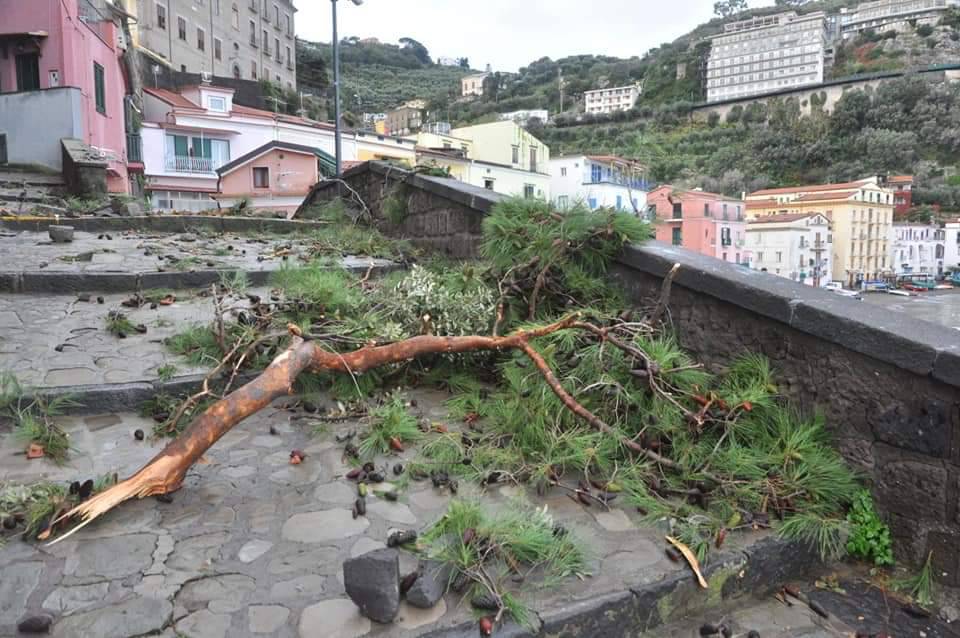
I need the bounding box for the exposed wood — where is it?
[666,535,708,589]
[651,263,681,325]
[53,315,600,541]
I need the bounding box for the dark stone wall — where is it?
[298,162,495,258]
[61,139,107,197]
[296,162,960,581]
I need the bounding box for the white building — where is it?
[841,0,957,37]
[890,222,946,277]
[747,212,833,286]
[705,11,829,103]
[945,219,960,273]
[499,109,549,124]
[550,155,649,213]
[583,84,642,115]
[461,73,489,97]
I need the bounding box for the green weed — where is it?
[846,490,894,566]
[358,394,422,458]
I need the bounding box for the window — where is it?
[250,60,257,79]
[557,195,569,208]
[274,4,280,24]
[214,38,222,61]
[263,29,270,53]
[616,195,623,210]
[157,4,167,29]
[775,251,782,263]
[208,96,226,111]
[285,14,292,35]
[215,0,220,15]
[511,146,519,164]
[484,179,495,190]
[591,164,602,183]
[560,167,567,177]
[757,251,764,262]
[15,54,40,91]
[232,64,241,79]
[232,4,239,29]
[286,46,291,66]
[178,16,187,41]
[703,203,710,216]
[523,184,535,199]
[671,227,682,246]
[197,28,205,51]
[275,38,281,61]
[253,167,270,188]
[250,20,257,45]
[93,62,105,114]
[672,202,682,218]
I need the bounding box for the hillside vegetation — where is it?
[534,76,960,210]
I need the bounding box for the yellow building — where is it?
[411,121,551,199]
[746,179,895,286]
[449,121,549,175]
[351,130,417,165]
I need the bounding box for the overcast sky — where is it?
[293,1,770,72]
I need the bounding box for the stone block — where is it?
[539,589,637,638]
[873,400,951,457]
[926,529,960,587]
[405,559,450,609]
[343,548,400,623]
[874,450,948,521]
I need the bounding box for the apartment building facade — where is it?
[647,186,751,266]
[583,84,642,114]
[841,0,957,37]
[385,105,423,136]
[123,0,297,87]
[705,11,829,103]
[890,222,946,276]
[550,155,649,212]
[461,73,489,97]
[888,175,914,218]
[945,219,960,273]
[746,213,833,287]
[746,180,895,286]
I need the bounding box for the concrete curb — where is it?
[0,262,401,294]
[29,372,260,416]
[0,215,330,235]
[423,536,818,637]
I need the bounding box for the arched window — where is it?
[232,64,241,79]
[231,4,239,29]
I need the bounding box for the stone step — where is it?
[0,171,65,188]
[0,189,62,205]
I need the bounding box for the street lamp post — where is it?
[332,0,363,178]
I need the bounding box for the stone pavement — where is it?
[0,229,391,277]
[0,290,215,389]
[0,389,729,638]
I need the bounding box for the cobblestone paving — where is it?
[0,290,214,389]
[0,389,713,638]
[0,229,391,275]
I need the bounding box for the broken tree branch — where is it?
[651,263,681,325]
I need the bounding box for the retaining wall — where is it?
[312,162,960,582]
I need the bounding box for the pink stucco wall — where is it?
[0,0,128,192]
[219,148,319,200]
[648,186,750,265]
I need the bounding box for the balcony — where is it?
[126,134,142,163]
[166,156,214,173]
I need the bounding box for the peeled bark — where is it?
[53,317,615,542]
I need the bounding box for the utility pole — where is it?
[332,0,342,178]
[558,68,564,114]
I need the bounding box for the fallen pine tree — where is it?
[43,196,871,588]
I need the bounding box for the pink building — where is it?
[647,186,751,266]
[0,0,133,193]
[215,141,322,216]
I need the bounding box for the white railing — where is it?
[166,156,214,173]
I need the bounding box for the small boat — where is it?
[887,289,913,297]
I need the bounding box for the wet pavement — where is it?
[862,289,960,331]
[0,389,740,638]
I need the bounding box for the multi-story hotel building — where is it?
[583,83,642,114]
[705,11,829,103]
[841,0,958,37]
[121,0,297,88]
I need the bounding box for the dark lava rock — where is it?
[405,559,451,609]
[343,548,400,623]
[17,614,53,634]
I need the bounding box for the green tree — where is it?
[713,0,747,18]
[399,37,432,66]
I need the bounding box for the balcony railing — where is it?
[166,156,214,173]
[126,133,142,163]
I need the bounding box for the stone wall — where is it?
[61,138,108,196]
[297,162,499,258]
[298,162,960,581]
